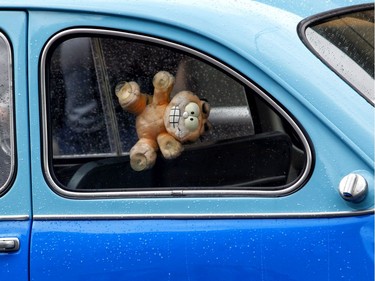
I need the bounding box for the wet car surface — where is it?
[0,1,373,280]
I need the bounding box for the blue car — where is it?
[0,0,373,280]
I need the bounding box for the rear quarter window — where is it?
[300,4,374,104]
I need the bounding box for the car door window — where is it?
[0,32,14,195]
[43,30,311,195]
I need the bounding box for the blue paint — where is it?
[0,1,372,280]
[0,220,31,281]
[30,216,374,281]
[0,11,31,281]
[26,7,373,217]
[0,11,31,216]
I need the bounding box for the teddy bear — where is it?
[115,71,210,171]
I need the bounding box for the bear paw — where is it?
[153,71,175,91]
[130,152,150,171]
[115,81,140,109]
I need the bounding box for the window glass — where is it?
[0,33,13,193]
[305,7,374,104]
[45,33,309,194]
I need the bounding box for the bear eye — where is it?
[184,116,199,131]
[185,102,200,117]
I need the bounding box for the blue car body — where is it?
[0,1,373,280]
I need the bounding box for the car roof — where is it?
[2,0,369,71]
[3,1,370,60]
[7,0,368,71]
[1,0,368,16]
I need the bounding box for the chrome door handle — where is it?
[0,238,20,252]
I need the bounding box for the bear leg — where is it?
[129,138,158,171]
[157,133,183,159]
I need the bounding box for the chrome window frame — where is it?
[0,32,16,197]
[40,28,313,199]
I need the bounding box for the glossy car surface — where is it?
[0,1,373,280]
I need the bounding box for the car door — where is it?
[28,7,374,281]
[0,11,31,281]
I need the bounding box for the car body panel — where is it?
[31,216,374,281]
[0,221,30,281]
[0,11,31,281]
[0,1,372,280]
[28,8,373,217]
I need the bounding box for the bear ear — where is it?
[204,120,212,133]
[201,100,210,117]
[199,120,212,141]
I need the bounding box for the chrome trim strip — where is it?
[40,28,313,199]
[0,215,29,221]
[33,209,374,220]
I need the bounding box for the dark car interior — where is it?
[47,35,307,192]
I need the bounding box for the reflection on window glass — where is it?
[0,33,13,192]
[50,38,110,155]
[46,34,308,193]
[305,8,374,103]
